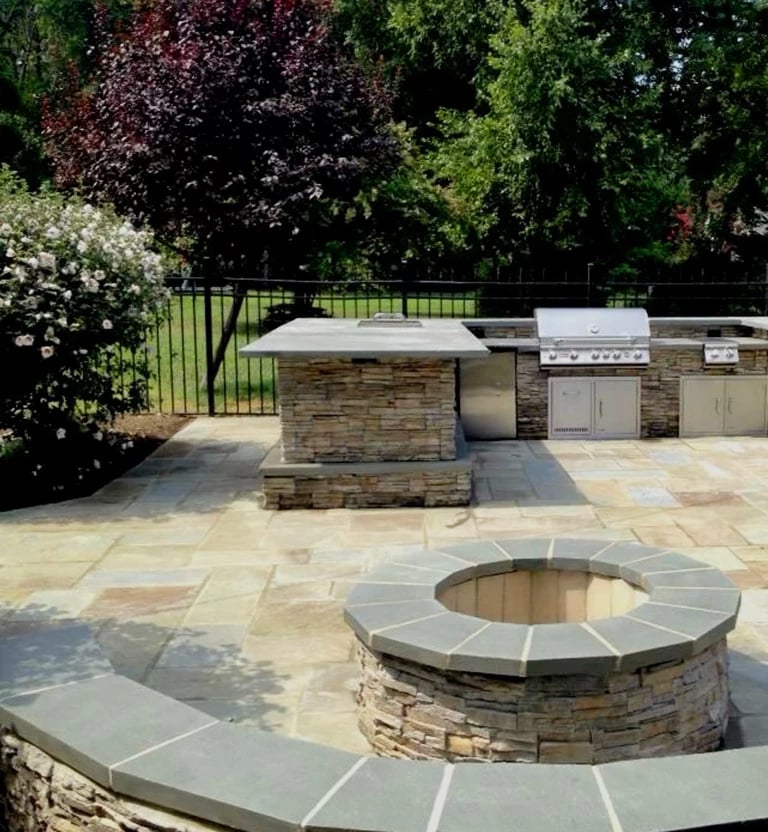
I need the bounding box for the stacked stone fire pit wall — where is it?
[356,640,728,764]
[345,538,739,765]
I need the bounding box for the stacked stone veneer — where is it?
[0,732,207,832]
[516,349,768,438]
[277,357,457,463]
[263,356,470,509]
[263,469,471,510]
[356,640,729,764]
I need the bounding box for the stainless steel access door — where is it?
[459,353,517,439]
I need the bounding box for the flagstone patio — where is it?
[2,416,768,753]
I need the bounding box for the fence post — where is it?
[203,274,216,416]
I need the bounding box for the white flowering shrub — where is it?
[0,169,169,487]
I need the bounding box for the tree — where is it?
[0,0,134,184]
[43,0,400,285]
[432,0,768,281]
[333,0,509,129]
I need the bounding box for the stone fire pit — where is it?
[345,538,740,764]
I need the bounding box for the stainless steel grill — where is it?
[535,308,651,366]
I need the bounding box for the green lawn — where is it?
[125,288,478,415]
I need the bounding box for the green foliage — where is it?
[0,0,134,184]
[0,167,170,449]
[43,0,401,286]
[432,0,768,274]
[316,125,472,284]
[333,0,508,126]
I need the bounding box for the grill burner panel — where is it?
[535,308,650,366]
[542,345,650,366]
[704,340,739,365]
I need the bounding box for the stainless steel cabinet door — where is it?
[724,377,768,435]
[594,378,640,437]
[459,353,517,439]
[679,377,725,436]
[549,378,592,437]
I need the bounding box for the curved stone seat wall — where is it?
[0,542,766,832]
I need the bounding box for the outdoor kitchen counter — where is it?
[240,317,489,359]
[651,336,768,349]
[478,336,768,351]
[480,337,538,351]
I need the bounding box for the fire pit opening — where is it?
[437,568,645,624]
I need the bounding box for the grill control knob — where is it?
[549,351,557,360]
[570,351,579,360]
[634,350,643,359]
[725,349,734,357]
[602,352,610,359]
[612,351,621,359]
[711,349,720,357]
[591,351,600,360]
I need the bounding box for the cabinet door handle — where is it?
[598,399,603,419]
[727,397,733,414]
[715,397,720,414]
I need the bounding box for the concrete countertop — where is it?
[651,336,768,350]
[480,337,538,351]
[479,336,768,352]
[239,318,489,359]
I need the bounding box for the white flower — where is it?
[93,459,101,470]
[6,246,15,258]
[129,284,141,294]
[45,226,61,239]
[39,252,56,270]
[40,345,54,359]
[56,428,66,440]
[93,431,103,442]
[102,319,113,330]
[14,334,34,346]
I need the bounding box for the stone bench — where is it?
[1,545,766,832]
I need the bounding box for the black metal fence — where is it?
[127,269,768,416]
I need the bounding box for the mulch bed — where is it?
[0,413,191,512]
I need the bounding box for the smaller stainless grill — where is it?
[535,308,650,366]
[703,339,739,365]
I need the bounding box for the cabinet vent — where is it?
[552,426,591,435]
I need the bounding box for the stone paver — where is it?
[2,416,768,751]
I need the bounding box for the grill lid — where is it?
[535,308,650,340]
[535,307,650,366]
